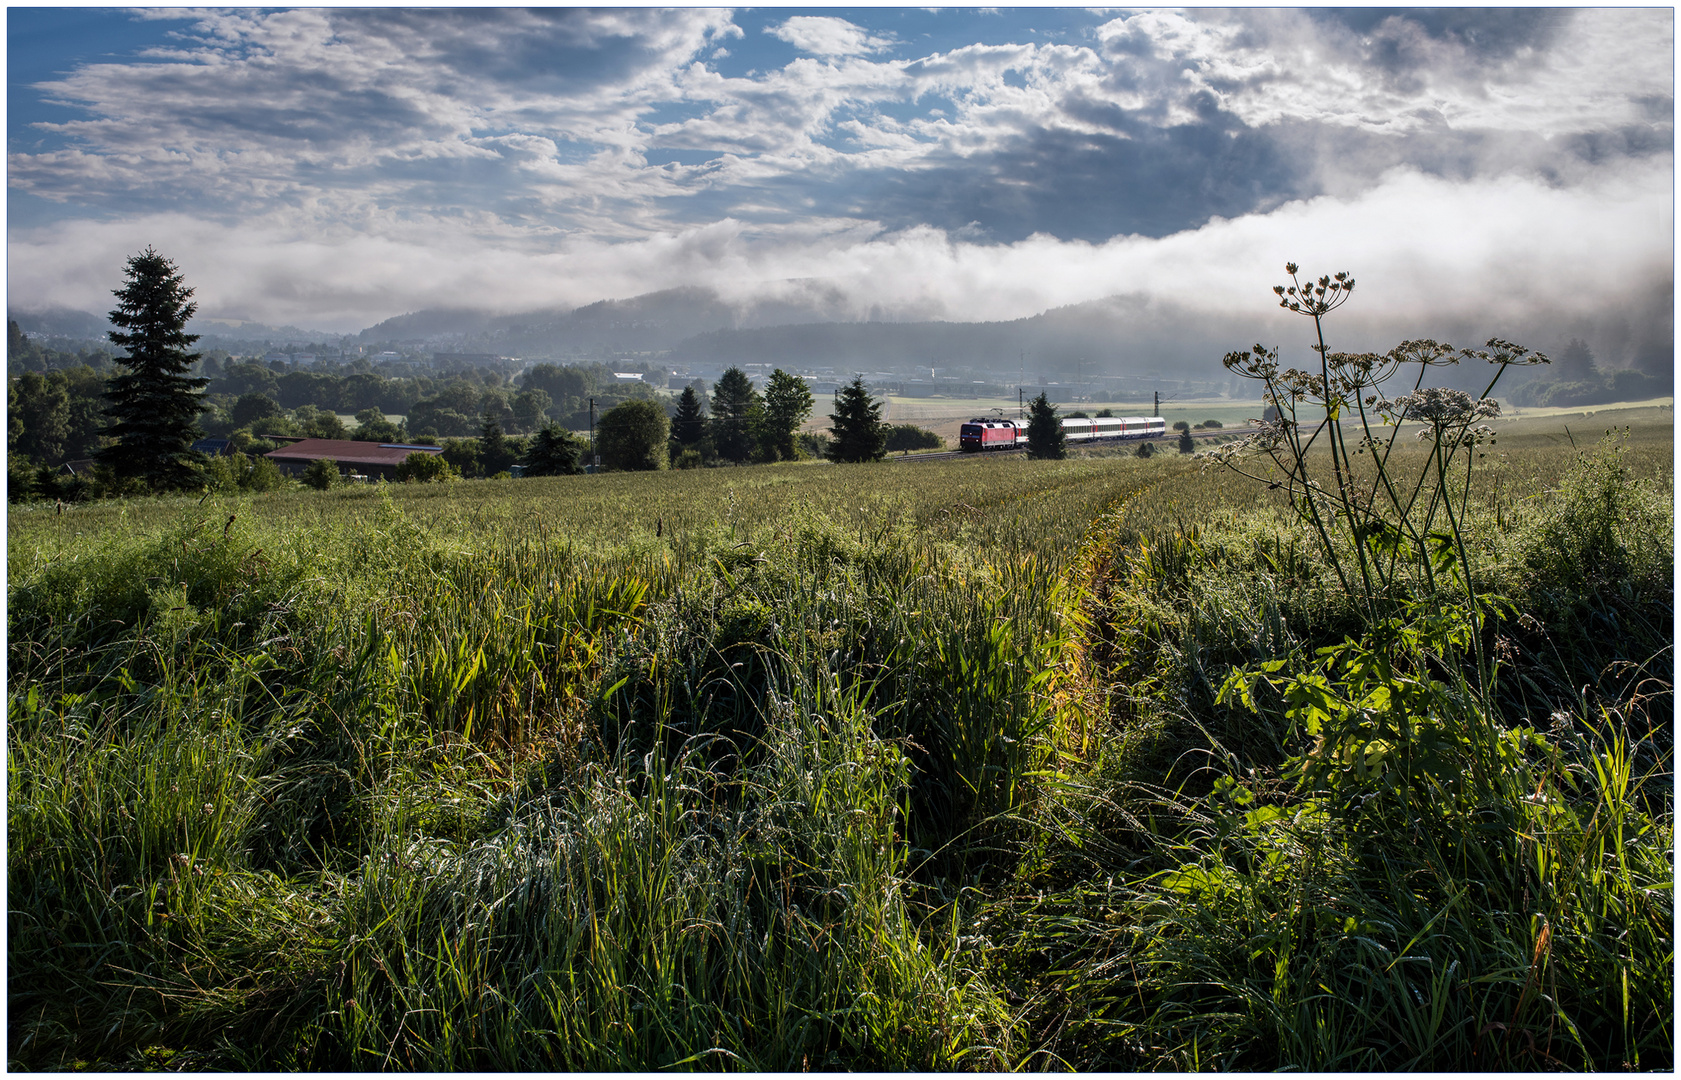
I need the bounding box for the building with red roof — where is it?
[262,438,443,480]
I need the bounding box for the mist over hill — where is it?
[13,273,1670,393]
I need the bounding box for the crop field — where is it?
[7,413,1673,1070]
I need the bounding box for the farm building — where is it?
[262,438,443,480]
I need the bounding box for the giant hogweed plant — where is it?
[1207,265,1551,814]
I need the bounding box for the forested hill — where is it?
[355,283,862,355]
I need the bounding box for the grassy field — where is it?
[8,413,1672,1070]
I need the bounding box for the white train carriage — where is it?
[1060,415,1167,442]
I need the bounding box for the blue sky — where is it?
[6,7,1673,343]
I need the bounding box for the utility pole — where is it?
[1018,386,1023,420]
[589,397,597,470]
[1153,390,1160,417]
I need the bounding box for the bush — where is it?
[796,432,830,460]
[884,424,942,453]
[301,457,341,491]
[243,453,287,492]
[1201,418,1223,428]
[1171,420,1191,432]
[393,451,456,483]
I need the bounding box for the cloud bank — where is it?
[7,7,1671,343]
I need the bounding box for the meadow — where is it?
[7,410,1672,1070]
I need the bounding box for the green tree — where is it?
[351,408,405,442]
[480,412,517,474]
[758,368,815,462]
[511,388,552,433]
[826,377,887,463]
[597,399,668,472]
[1178,428,1196,454]
[293,404,347,439]
[669,384,708,461]
[230,392,284,429]
[710,367,760,464]
[97,248,209,489]
[522,423,584,477]
[9,371,71,463]
[1025,392,1065,459]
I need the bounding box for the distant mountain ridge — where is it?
[355,282,866,354]
[8,307,346,345]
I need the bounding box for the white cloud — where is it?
[10,158,1667,343]
[767,17,895,58]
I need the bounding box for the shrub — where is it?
[883,424,942,453]
[393,451,456,483]
[301,457,341,490]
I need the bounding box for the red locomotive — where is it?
[958,418,1023,451]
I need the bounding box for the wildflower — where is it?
[1466,337,1550,366]
[1389,387,1498,424]
[1387,339,1459,367]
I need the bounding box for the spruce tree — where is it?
[669,384,707,457]
[98,248,208,489]
[1025,392,1065,459]
[710,367,761,463]
[480,411,516,474]
[826,376,886,463]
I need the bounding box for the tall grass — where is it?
[8,427,1670,1069]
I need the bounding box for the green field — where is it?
[8,414,1673,1070]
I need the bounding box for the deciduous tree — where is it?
[758,368,814,462]
[597,399,668,472]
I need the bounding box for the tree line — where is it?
[9,249,935,500]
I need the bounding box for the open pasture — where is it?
[7,414,1673,1070]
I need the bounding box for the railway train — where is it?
[958,414,1167,451]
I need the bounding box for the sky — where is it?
[5,6,1674,349]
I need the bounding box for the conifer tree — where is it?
[1025,392,1065,459]
[709,367,760,463]
[480,411,516,474]
[826,376,887,463]
[522,422,583,476]
[669,384,707,458]
[98,248,208,489]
